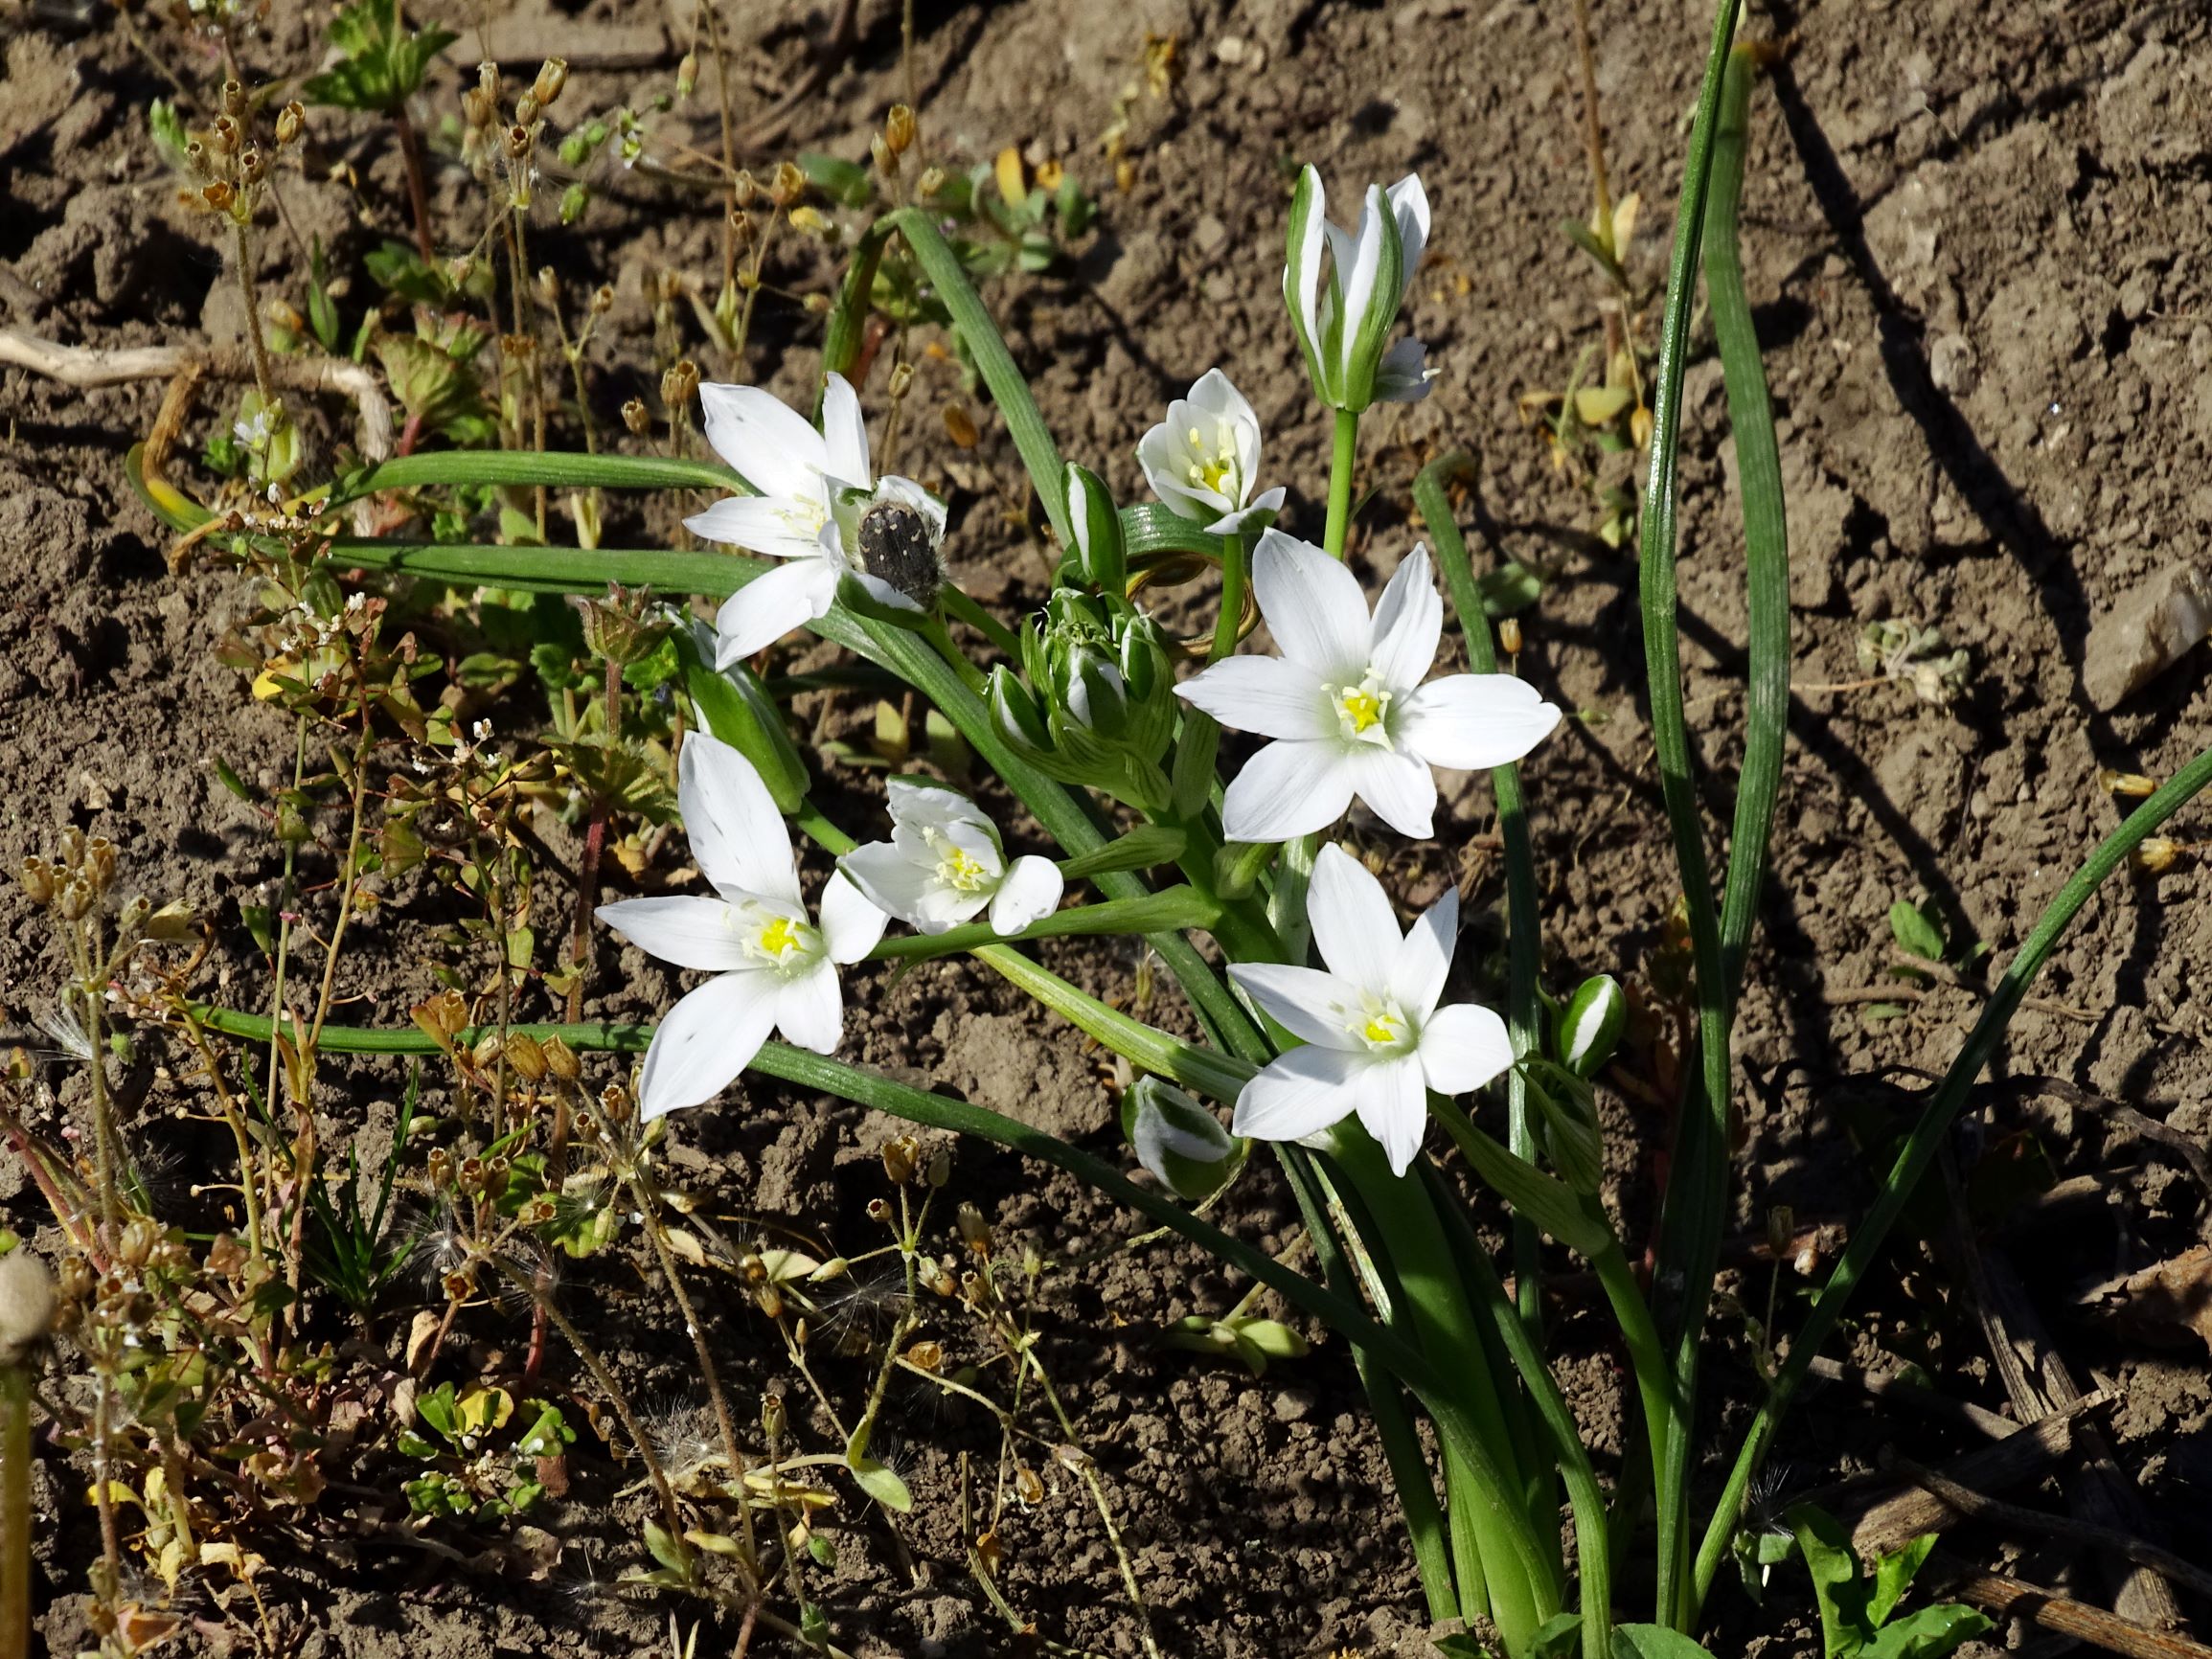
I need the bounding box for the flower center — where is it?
[744,911,817,968]
[1326,670,1395,746]
[1183,420,1241,500]
[922,827,995,894]
[1349,995,1412,1053]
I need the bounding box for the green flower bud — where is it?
[1557,973,1627,1079]
[1062,464,1126,595]
[1120,1078,1239,1201]
[673,622,808,815]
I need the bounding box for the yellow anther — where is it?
[939,845,990,892]
[756,915,804,959]
[1361,1011,1402,1045]
[1340,687,1385,731]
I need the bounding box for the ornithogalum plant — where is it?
[146,8,2212,1656]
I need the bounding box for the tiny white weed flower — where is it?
[688,373,946,665]
[1229,844,1511,1175]
[597,733,886,1119]
[1136,369,1287,535]
[841,778,1063,937]
[1175,531,1561,842]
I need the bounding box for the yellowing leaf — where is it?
[1574,385,1633,426]
[993,147,1028,208]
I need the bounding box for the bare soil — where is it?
[3,0,2209,1655]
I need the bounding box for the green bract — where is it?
[993,591,1175,809]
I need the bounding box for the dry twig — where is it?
[0,327,394,461]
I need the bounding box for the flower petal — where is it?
[1346,745,1439,839]
[842,841,948,931]
[1334,185,1390,381]
[1232,1042,1362,1146]
[595,896,746,972]
[680,730,801,904]
[1285,167,1330,386]
[1250,530,1371,676]
[1228,961,1359,1050]
[1398,674,1564,771]
[1393,886,1458,1019]
[1205,486,1286,536]
[684,494,832,562]
[1369,543,1442,693]
[887,776,992,838]
[1219,739,1357,843]
[1418,1002,1514,1097]
[818,870,889,964]
[1388,174,1430,300]
[1355,1053,1430,1176]
[818,372,873,489]
[1307,843,1400,996]
[636,970,778,1121]
[1136,420,1212,522]
[697,382,828,502]
[988,855,1063,935]
[775,958,844,1055]
[714,551,843,665]
[1373,337,1437,404]
[1174,654,1331,741]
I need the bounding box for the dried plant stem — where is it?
[487,1253,687,1543]
[632,1185,760,1572]
[174,1010,268,1262]
[1,1362,29,1659]
[230,221,278,411]
[390,107,437,261]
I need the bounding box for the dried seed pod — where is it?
[924,1148,951,1189]
[1765,1205,1794,1261]
[871,134,897,180]
[590,284,614,315]
[211,116,240,156]
[514,93,539,126]
[661,359,700,410]
[675,51,697,98]
[622,398,651,436]
[57,829,85,869]
[917,165,946,197]
[2132,836,2182,874]
[732,169,757,209]
[531,58,568,108]
[541,1034,581,1080]
[881,1136,918,1186]
[762,1392,787,1442]
[1499,616,1523,656]
[769,161,805,208]
[505,1033,546,1082]
[219,79,247,119]
[15,858,54,906]
[1014,1465,1044,1506]
[884,104,917,155]
[955,1203,989,1254]
[276,102,305,146]
[57,878,93,921]
[904,1340,944,1373]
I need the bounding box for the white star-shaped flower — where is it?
[597,733,885,1119]
[1175,531,1562,842]
[687,373,946,666]
[840,778,1064,937]
[1229,844,1512,1175]
[1136,369,1288,534]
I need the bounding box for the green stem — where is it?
[1322,408,1358,557]
[1211,532,1245,663]
[1326,1129,1559,1652]
[1690,739,2212,1616]
[868,891,1220,962]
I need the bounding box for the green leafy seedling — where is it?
[1787,1504,1991,1659]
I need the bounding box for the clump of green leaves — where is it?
[1784,1507,1989,1659]
[398,1384,574,1519]
[301,0,458,114]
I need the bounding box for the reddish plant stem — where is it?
[391,107,436,261]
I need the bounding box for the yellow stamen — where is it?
[1340,687,1385,732]
[939,845,989,892]
[757,915,802,958]
[1361,1011,1402,1045]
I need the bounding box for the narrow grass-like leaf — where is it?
[1635,0,1745,1625]
[1417,452,1545,1335]
[1690,739,2212,1612]
[345,450,742,496]
[883,205,1070,545]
